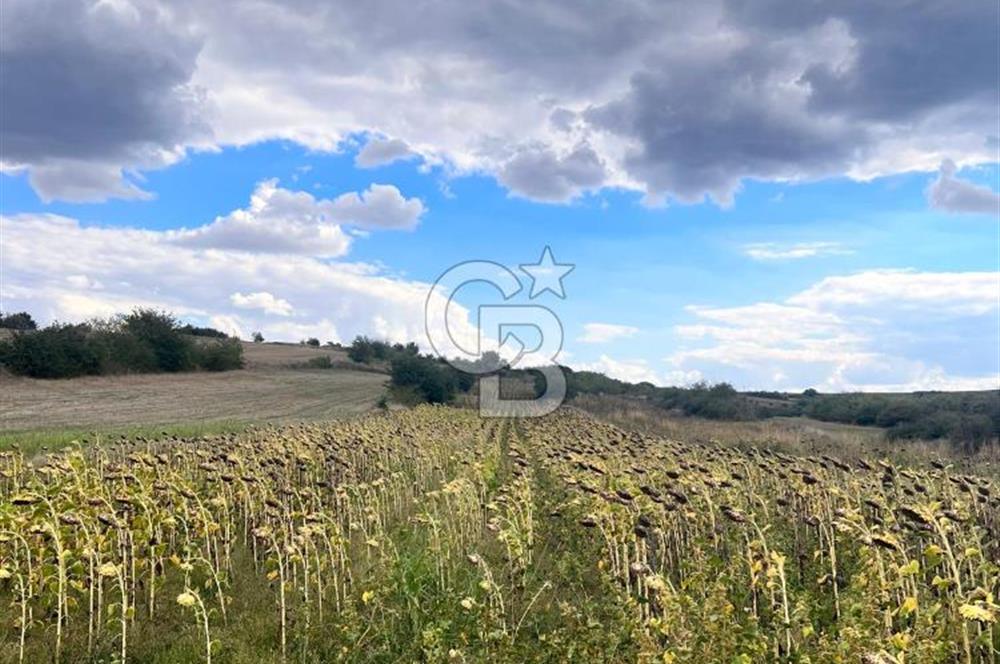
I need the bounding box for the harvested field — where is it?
[1,366,386,433]
[240,341,352,369]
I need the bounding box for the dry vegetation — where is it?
[0,406,997,663]
[574,394,1000,473]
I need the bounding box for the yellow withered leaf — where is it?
[899,596,918,617]
[959,603,996,623]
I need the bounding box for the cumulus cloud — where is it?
[328,183,426,230]
[170,179,423,257]
[230,291,293,316]
[499,144,608,202]
[578,322,639,343]
[926,159,1000,215]
[21,160,157,204]
[743,242,851,261]
[355,137,416,168]
[0,211,475,350]
[571,355,703,388]
[172,181,351,257]
[787,269,999,316]
[662,368,704,387]
[670,269,1000,391]
[574,355,662,385]
[5,0,995,204]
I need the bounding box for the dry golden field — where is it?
[0,342,387,447]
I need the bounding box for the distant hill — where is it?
[557,366,999,452]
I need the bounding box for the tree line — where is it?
[0,310,243,378]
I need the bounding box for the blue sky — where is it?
[4,139,997,391]
[2,0,998,391]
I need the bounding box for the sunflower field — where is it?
[0,406,996,662]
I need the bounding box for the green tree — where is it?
[121,309,193,372]
[0,311,37,330]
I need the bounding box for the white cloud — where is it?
[663,368,704,387]
[574,355,662,385]
[230,291,293,316]
[743,241,851,261]
[669,269,1000,391]
[66,274,101,290]
[834,367,999,393]
[260,319,341,344]
[926,159,1000,215]
[170,179,424,257]
[578,322,639,343]
[327,183,426,230]
[355,137,416,168]
[0,212,476,351]
[787,269,999,316]
[208,315,246,338]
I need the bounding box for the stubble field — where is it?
[0,343,387,449]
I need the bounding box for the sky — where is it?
[1,0,998,392]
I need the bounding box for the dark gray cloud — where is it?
[585,1,999,203]
[585,40,863,204]
[2,0,997,204]
[1,0,208,200]
[927,160,1000,215]
[727,1,999,121]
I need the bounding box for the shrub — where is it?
[90,328,158,374]
[875,402,922,428]
[0,309,245,378]
[195,339,245,372]
[653,381,755,420]
[950,413,995,452]
[304,355,334,369]
[305,337,320,347]
[122,309,193,372]
[252,331,265,343]
[347,338,371,363]
[179,324,229,338]
[0,311,37,330]
[348,336,377,363]
[390,354,459,404]
[0,324,101,378]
